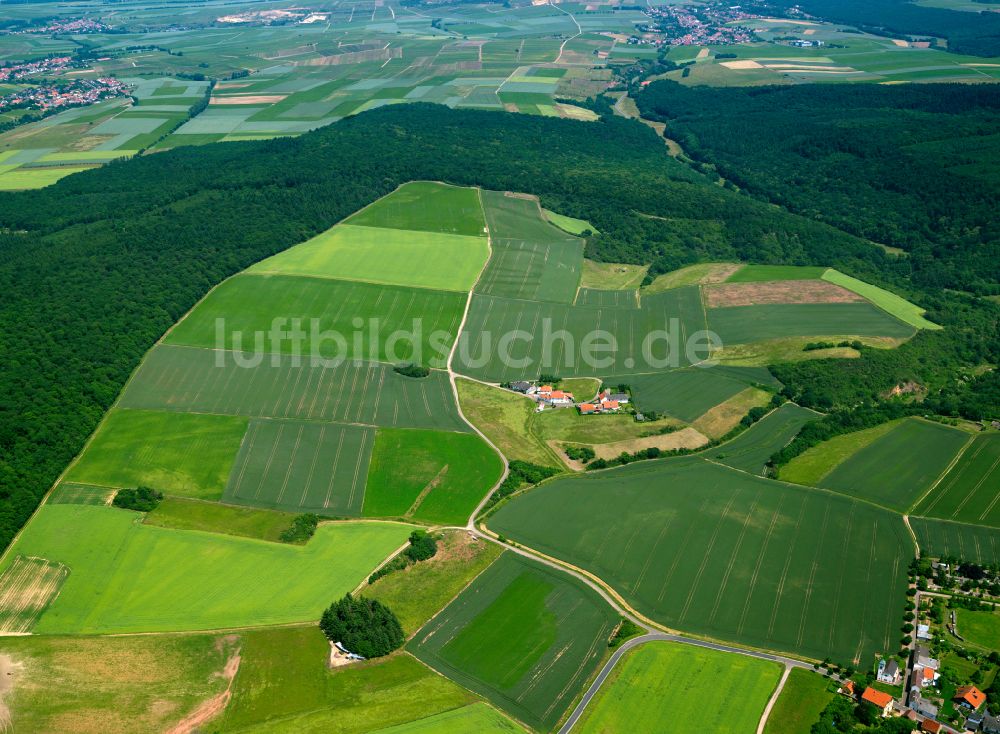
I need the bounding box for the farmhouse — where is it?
[579,403,598,415]
[862,687,894,717]
[598,390,629,404]
[955,686,986,710]
[510,381,534,393]
[911,690,938,720]
[878,658,901,685]
[840,679,856,697]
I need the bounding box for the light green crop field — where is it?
[363,429,503,525]
[456,286,706,382]
[346,182,486,237]
[47,482,113,505]
[706,404,819,475]
[120,345,469,432]
[778,420,903,486]
[221,627,476,734]
[707,302,915,345]
[3,504,410,634]
[165,274,465,368]
[576,641,782,734]
[0,166,91,190]
[819,419,970,512]
[763,668,835,734]
[542,209,596,235]
[957,610,1000,651]
[455,378,561,468]
[726,265,830,282]
[65,409,248,499]
[606,368,752,423]
[409,552,617,732]
[0,632,238,733]
[914,432,1000,527]
[580,260,647,290]
[823,270,941,330]
[910,516,1000,566]
[223,419,374,516]
[373,703,528,733]
[367,531,503,636]
[248,224,490,292]
[490,457,911,665]
[144,497,302,543]
[476,190,583,303]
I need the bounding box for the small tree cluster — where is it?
[319,594,404,659]
[112,486,163,512]
[393,363,430,379]
[279,513,319,543]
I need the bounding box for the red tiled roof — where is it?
[956,685,985,708]
[921,720,941,733]
[841,680,855,696]
[862,687,893,709]
[922,667,936,681]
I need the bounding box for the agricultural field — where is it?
[543,209,596,236]
[909,517,1000,566]
[3,504,410,633]
[373,703,527,734]
[913,432,1000,527]
[817,419,971,512]
[609,367,759,423]
[409,552,618,731]
[119,344,468,432]
[778,420,903,487]
[65,409,247,499]
[47,482,113,506]
[706,302,915,345]
[144,497,305,543]
[165,274,466,367]
[223,419,374,516]
[367,531,503,636]
[706,403,819,475]
[822,269,940,330]
[346,182,486,237]
[643,263,743,293]
[455,286,707,381]
[362,429,503,525]
[580,260,647,290]
[957,609,1000,651]
[0,556,68,633]
[490,457,912,665]
[726,265,829,283]
[0,632,240,734]
[475,190,583,303]
[763,668,836,734]
[575,641,782,734]
[220,627,477,734]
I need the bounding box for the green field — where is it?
[221,627,476,733]
[726,265,830,282]
[373,703,527,734]
[490,457,911,664]
[476,190,583,303]
[248,224,489,292]
[542,209,596,236]
[144,496,304,543]
[818,419,970,512]
[706,403,819,475]
[909,516,1000,565]
[48,482,113,505]
[65,409,247,499]
[914,432,1000,527]
[367,531,503,636]
[456,286,706,381]
[409,552,617,731]
[580,260,647,290]
[363,429,503,525]
[763,668,835,734]
[576,641,782,734]
[4,504,410,633]
[778,420,903,486]
[957,610,1000,651]
[707,303,915,345]
[455,379,561,468]
[0,165,92,190]
[223,419,374,516]
[165,274,465,367]
[822,269,940,330]
[346,182,486,237]
[120,345,469,432]
[608,368,753,423]
[0,632,238,733]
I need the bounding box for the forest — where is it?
[0,101,997,550]
[767,0,1000,56]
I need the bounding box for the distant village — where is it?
[636,4,758,47]
[0,77,128,114]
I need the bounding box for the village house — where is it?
[911,690,939,720]
[878,658,902,685]
[955,686,986,711]
[918,624,933,641]
[509,381,533,393]
[840,679,856,697]
[982,711,1000,734]
[922,719,942,733]
[862,687,894,717]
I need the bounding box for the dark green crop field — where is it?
[409,551,617,731]
[707,303,915,345]
[819,419,970,512]
[490,457,910,665]
[609,367,754,423]
[914,432,1000,527]
[346,181,486,237]
[706,404,819,476]
[909,516,1000,566]
[119,345,469,432]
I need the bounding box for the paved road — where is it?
[557,632,811,734]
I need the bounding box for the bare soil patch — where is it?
[0,556,69,634]
[567,427,710,462]
[692,388,772,439]
[704,279,863,308]
[165,647,241,734]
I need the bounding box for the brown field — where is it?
[0,556,69,634]
[563,426,710,463]
[692,387,773,439]
[704,280,863,308]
